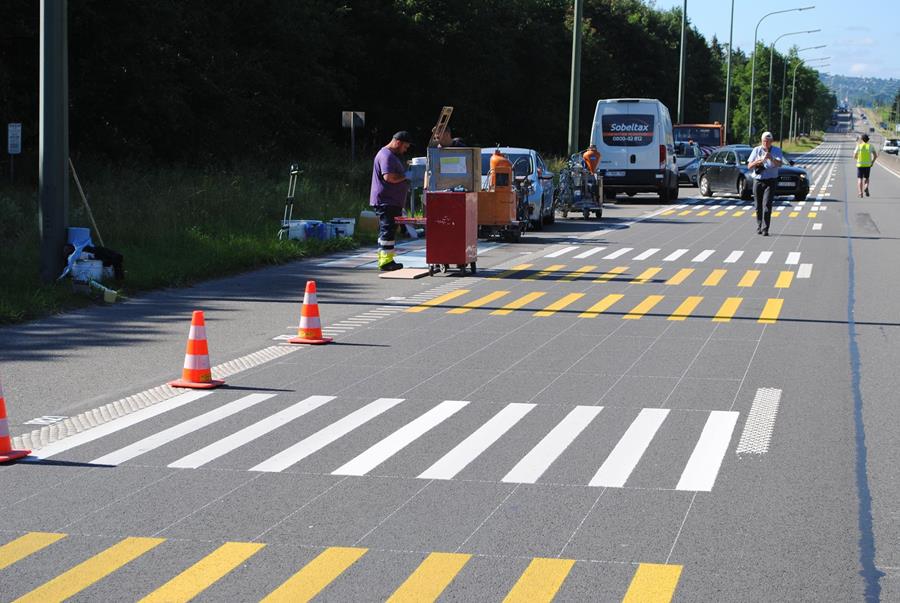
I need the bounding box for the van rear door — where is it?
[597,101,658,174]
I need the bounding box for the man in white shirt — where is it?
[747,131,784,236]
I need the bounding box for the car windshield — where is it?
[675,143,701,158]
[888,140,900,146]
[480,153,532,177]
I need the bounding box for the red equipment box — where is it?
[425,191,477,271]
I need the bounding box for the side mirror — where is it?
[789,160,795,166]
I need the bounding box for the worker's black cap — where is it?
[392,131,414,144]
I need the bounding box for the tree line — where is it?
[0,0,836,175]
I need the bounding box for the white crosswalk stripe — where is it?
[691,250,715,262]
[663,249,689,262]
[603,247,633,260]
[632,248,660,261]
[589,408,669,487]
[574,247,606,259]
[545,246,579,258]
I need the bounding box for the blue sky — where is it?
[653,0,899,80]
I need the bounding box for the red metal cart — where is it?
[424,191,477,276]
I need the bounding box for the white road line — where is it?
[797,263,813,279]
[545,246,579,258]
[26,391,213,461]
[754,251,772,264]
[91,393,276,466]
[332,400,469,476]
[168,395,335,469]
[675,411,739,492]
[418,403,535,480]
[574,247,606,259]
[502,406,603,484]
[725,205,737,210]
[736,388,783,455]
[785,252,801,265]
[663,249,689,262]
[812,223,823,231]
[632,248,661,261]
[250,397,405,473]
[589,408,669,488]
[724,251,744,264]
[603,248,634,260]
[691,250,715,262]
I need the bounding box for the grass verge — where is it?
[780,133,824,155]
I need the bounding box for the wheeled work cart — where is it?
[425,191,477,276]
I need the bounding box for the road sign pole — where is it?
[351,116,356,162]
[567,0,583,155]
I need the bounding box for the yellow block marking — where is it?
[808,211,818,218]
[712,297,743,322]
[775,271,794,289]
[665,268,694,285]
[407,289,470,313]
[387,552,471,602]
[491,292,546,316]
[525,264,565,280]
[789,211,799,218]
[489,263,533,280]
[261,547,367,603]
[535,293,584,317]
[771,211,781,217]
[448,290,510,314]
[702,269,727,287]
[622,563,683,603]
[733,210,746,217]
[14,536,165,603]
[595,266,628,283]
[579,294,624,318]
[759,298,784,324]
[715,210,728,216]
[624,295,665,319]
[668,296,704,321]
[697,210,710,216]
[0,532,67,571]
[678,210,692,216]
[503,557,575,603]
[737,270,760,288]
[560,265,597,282]
[139,541,265,603]
[632,267,662,284]
[661,209,677,216]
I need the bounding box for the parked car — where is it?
[675,141,703,186]
[883,139,900,154]
[698,145,809,201]
[480,147,555,229]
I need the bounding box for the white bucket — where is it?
[330,218,355,237]
[284,220,307,241]
[72,259,103,282]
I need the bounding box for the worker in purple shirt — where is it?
[370,131,413,271]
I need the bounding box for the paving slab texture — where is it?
[2,123,898,601]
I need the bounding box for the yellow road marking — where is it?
[560,265,597,282]
[771,211,781,217]
[139,542,265,603]
[448,290,510,314]
[702,269,727,287]
[624,295,665,319]
[261,547,367,603]
[678,209,692,216]
[525,264,565,280]
[595,266,629,283]
[808,211,817,218]
[14,537,165,603]
[407,289,470,313]
[535,293,584,317]
[0,532,67,571]
[489,263,533,280]
[737,270,760,287]
[665,268,694,285]
[386,552,471,602]
[668,296,704,321]
[503,557,575,603]
[697,210,710,216]
[622,563,683,603]
[632,267,661,284]
[733,210,746,217]
[775,271,794,289]
[789,211,799,218]
[491,292,546,316]
[661,209,677,216]
[759,298,784,324]
[712,297,742,322]
[715,210,728,216]
[579,294,624,318]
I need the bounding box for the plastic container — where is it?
[303,220,326,240]
[358,210,378,234]
[67,227,92,246]
[330,218,355,237]
[72,259,103,282]
[283,220,307,241]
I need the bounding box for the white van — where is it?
[590,98,679,201]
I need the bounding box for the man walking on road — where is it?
[747,131,784,236]
[853,133,877,197]
[370,131,413,271]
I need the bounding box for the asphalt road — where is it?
[2,120,900,601]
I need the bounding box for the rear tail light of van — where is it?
[659,144,666,169]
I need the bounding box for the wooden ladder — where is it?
[430,106,454,146]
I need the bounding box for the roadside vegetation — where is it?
[780,132,826,155]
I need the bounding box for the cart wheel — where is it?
[470,262,477,274]
[440,264,449,274]
[583,209,590,220]
[458,264,467,275]
[429,265,435,276]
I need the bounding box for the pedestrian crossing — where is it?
[0,531,684,602]
[532,245,807,265]
[27,391,738,493]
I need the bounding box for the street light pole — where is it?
[677,0,687,123]
[748,6,815,142]
[790,59,829,139]
[567,0,583,155]
[723,0,734,143]
[768,29,820,132]
[780,44,826,141]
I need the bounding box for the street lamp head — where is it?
[805,29,821,34]
[798,5,815,11]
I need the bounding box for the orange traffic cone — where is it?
[289,281,333,345]
[169,310,225,389]
[0,378,31,463]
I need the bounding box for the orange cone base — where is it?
[0,449,31,463]
[168,378,225,389]
[288,336,333,345]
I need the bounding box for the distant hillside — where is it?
[822,73,900,107]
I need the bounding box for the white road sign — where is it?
[8,123,21,155]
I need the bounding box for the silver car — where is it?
[480,147,556,230]
[676,142,703,186]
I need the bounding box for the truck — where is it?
[673,122,724,156]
